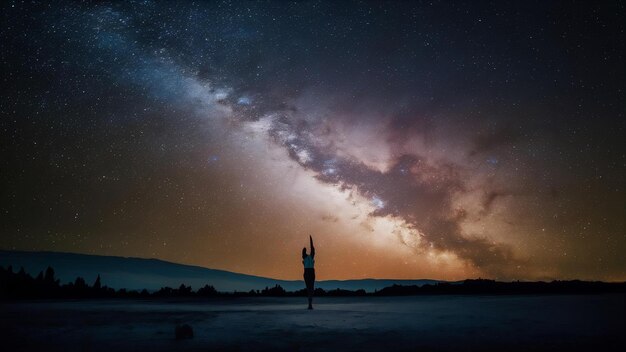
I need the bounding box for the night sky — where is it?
[1,1,624,281]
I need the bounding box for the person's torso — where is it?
[303,255,314,268]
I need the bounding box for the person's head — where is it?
[302,247,307,257]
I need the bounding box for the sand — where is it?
[2,294,624,351]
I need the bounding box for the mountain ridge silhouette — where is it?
[0,250,442,292]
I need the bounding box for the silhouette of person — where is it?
[302,235,315,309]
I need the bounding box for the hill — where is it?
[0,250,440,292]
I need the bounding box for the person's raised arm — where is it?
[310,235,315,258]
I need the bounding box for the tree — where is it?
[74,277,87,289]
[93,274,102,290]
[197,284,217,296]
[178,284,192,295]
[44,266,55,284]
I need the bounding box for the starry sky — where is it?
[1,1,624,281]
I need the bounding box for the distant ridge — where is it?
[0,250,441,292]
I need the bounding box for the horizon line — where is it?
[1,248,624,283]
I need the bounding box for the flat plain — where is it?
[2,294,624,351]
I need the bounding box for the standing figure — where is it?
[302,235,316,310]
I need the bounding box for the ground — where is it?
[1,294,624,351]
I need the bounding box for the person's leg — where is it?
[306,278,313,309]
[308,270,315,309]
[305,270,314,309]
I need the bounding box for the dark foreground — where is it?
[1,294,624,351]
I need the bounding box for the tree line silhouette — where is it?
[1,265,624,300]
[373,279,626,295]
